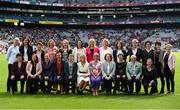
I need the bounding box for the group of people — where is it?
[6,37,176,96]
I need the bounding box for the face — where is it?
[103,40,109,47]
[17,56,23,62]
[44,54,49,62]
[77,41,82,48]
[56,53,62,61]
[49,41,54,48]
[145,43,151,49]
[32,54,37,62]
[132,41,138,48]
[93,55,99,61]
[63,41,68,48]
[106,54,111,62]
[68,55,74,61]
[14,40,19,46]
[131,57,136,62]
[23,38,29,45]
[117,42,123,49]
[89,40,94,47]
[166,46,171,52]
[118,54,123,61]
[146,59,153,66]
[37,44,42,50]
[156,44,161,50]
[80,56,86,63]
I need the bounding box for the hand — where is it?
[11,75,15,80]
[44,76,49,80]
[116,75,120,78]
[171,69,175,74]
[122,75,126,78]
[127,77,132,81]
[57,76,61,79]
[20,75,24,79]
[136,76,140,80]
[30,74,34,78]
[69,75,72,79]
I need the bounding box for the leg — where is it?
[7,64,12,92]
[142,81,149,94]
[20,79,25,94]
[71,79,76,94]
[135,78,141,94]
[170,73,175,93]
[159,72,165,93]
[113,78,120,94]
[165,75,170,93]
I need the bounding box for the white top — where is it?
[132,48,137,55]
[72,47,86,62]
[6,45,20,64]
[23,47,28,62]
[99,47,113,62]
[77,62,90,76]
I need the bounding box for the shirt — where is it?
[7,45,20,64]
[99,47,113,62]
[56,62,62,76]
[23,47,28,62]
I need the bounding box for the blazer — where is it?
[86,47,100,63]
[163,52,176,72]
[19,45,33,61]
[154,49,165,73]
[101,61,116,78]
[127,48,142,62]
[11,61,27,77]
[113,49,127,62]
[41,61,54,77]
[126,61,142,79]
[65,62,78,79]
[54,60,67,77]
[33,50,45,62]
[26,61,42,76]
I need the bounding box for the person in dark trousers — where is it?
[142,41,154,66]
[19,37,33,62]
[10,53,27,94]
[113,53,127,94]
[154,41,165,94]
[127,39,142,62]
[126,55,142,94]
[6,38,20,94]
[163,44,176,94]
[65,54,78,95]
[40,53,54,94]
[142,58,158,95]
[26,53,42,94]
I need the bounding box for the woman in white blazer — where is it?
[163,44,176,94]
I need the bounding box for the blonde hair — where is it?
[62,39,71,49]
[48,39,55,48]
[130,55,137,59]
[165,43,173,49]
[102,38,110,47]
[88,38,96,48]
[132,39,139,43]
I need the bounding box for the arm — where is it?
[126,63,131,79]
[6,46,12,61]
[26,62,32,76]
[110,62,116,78]
[137,63,142,78]
[101,63,106,78]
[35,63,42,76]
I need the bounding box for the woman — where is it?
[72,40,86,62]
[33,41,45,63]
[163,44,176,94]
[127,39,142,62]
[10,53,27,94]
[65,54,78,95]
[6,37,20,93]
[113,53,127,94]
[86,38,100,63]
[59,39,72,61]
[26,53,42,94]
[142,41,154,66]
[126,55,142,94]
[142,58,158,95]
[46,39,58,61]
[101,53,116,95]
[89,53,102,96]
[113,40,127,62]
[154,41,165,94]
[77,54,90,94]
[99,38,113,62]
[19,37,33,62]
[40,53,54,94]
[54,52,67,94]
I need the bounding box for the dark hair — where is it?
[104,53,113,61]
[118,53,124,57]
[23,37,30,46]
[31,53,39,64]
[37,41,43,46]
[115,40,123,49]
[16,53,23,58]
[76,40,83,49]
[145,41,152,46]
[155,41,161,46]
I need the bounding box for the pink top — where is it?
[86,47,100,63]
[48,47,57,61]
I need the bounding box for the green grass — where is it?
[0,53,180,109]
